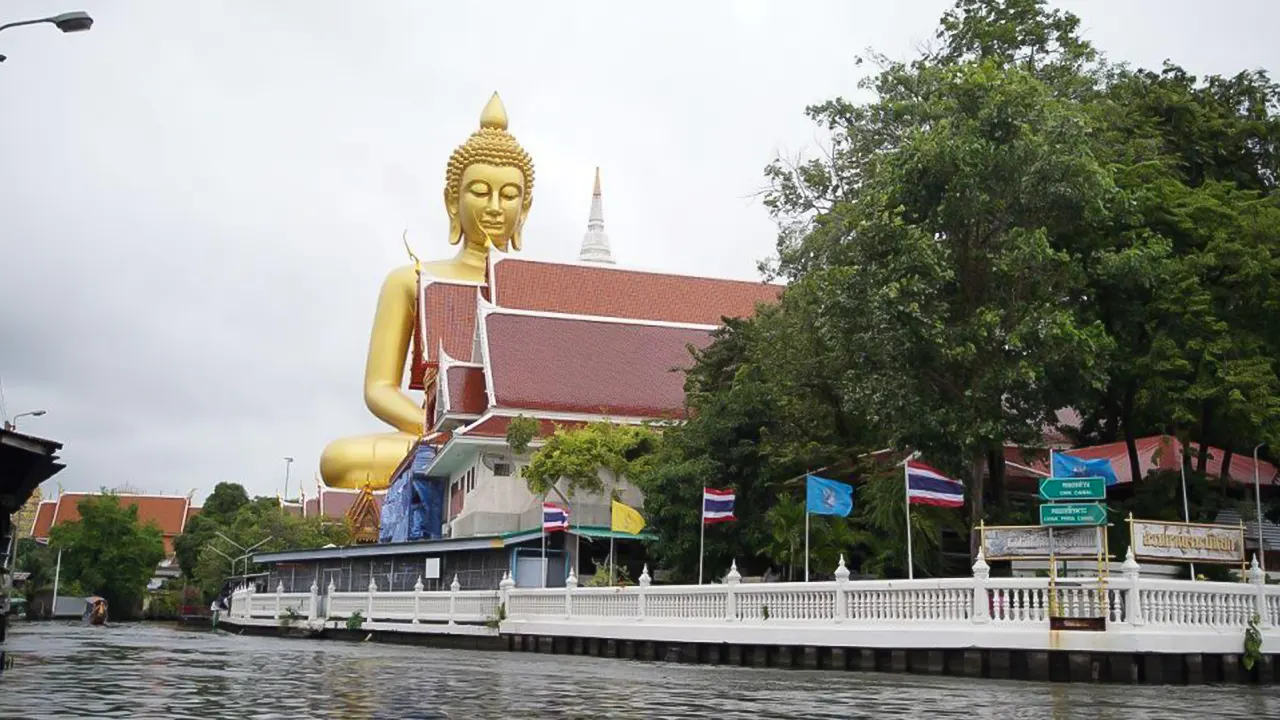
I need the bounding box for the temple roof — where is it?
[489,257,783,326]
[411,279,483,389]
[481,307,715,418]
[444,365,488,416]
[458,415,586,439]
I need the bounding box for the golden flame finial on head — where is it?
[479,92,508,130]
[444,92,535,251]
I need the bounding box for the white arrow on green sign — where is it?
[1039,502,1107,526]
[1039,476,1106,501]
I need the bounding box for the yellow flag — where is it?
[610,499,646,535]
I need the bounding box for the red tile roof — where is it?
[30,501,56,538]
[446,366,488,415]
[411,281,483,389]
[36,493,192,540]
[491,258,782,325]
[461,415,586,438]
[317,487,384,519]
[1061,436,1280,486]
[484,311,714,417]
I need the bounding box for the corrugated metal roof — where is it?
[1215,509,1280,552]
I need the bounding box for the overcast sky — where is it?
[2,1,1277,504]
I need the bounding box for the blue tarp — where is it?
[378,445,444,544]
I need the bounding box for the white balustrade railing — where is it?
[223,550,1280,650]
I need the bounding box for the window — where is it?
[492,462,512,477]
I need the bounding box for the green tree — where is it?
[174,482,251,579]
[522,421,661,500]
[14,537,57,603]
[48,494,166,618]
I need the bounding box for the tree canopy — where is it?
[48,494,166,617]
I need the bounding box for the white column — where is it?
[367,577,377,620]
[565,568,578,619]
[413,576,423,625]
[499,571,514,616]
[834,555,850,622]
[1249,554,1270,627]
[308,580,319,622]
[638,564,651,620]
[970,548,990,624]
[326,579,336,621]
[1121,547,1144,626]
[448,574,460,625]
[725,560,741,621]
[275,581,284,619]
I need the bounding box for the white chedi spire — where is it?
[578,167,615,264]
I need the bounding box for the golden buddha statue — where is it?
[319,93,535,489]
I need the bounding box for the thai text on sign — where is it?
[1130,520,1245,564]
[979,525,1103,560]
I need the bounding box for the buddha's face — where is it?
[447,163,528,252]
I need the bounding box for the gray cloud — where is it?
[2,0,1276,502]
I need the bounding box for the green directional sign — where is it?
[1039,502,1107,526]
[1039,476,1107,501]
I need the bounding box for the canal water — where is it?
[1,622,1277,719]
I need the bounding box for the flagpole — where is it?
[1178,440,1196,579]
[904,460,915,580]
[609,535,615,585]
[804,503,810,583]
[541,524,547,589]
[698,491,706,585]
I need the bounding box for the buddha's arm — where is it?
[363,265,424,435]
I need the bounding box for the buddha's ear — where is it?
[444,186,462,246]
[511,198,532,252]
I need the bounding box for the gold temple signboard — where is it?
[1129,520,1244,565]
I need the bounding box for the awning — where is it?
[569,526,658,542]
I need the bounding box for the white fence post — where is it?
[834,555,850,622]
[449,574,460,625]
[499,571,514,616]
[725,560,741,621]
[367,577,377,620]
[413,576,423,625]
[275,581,284,619]
[1249,555,1270,627]
[1121,547,1144,626]
[638,564,651,620]
[970,549,990,624]
[326,579,336,621]
[244,583,253,619]
[565,568,578,618]
[308,580,319,622]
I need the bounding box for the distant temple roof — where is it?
[31,491,197,555]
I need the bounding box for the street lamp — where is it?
[1254,443,1268,575]
[283,457,294,499]
[0,11,93,63]
[4,409,46,431]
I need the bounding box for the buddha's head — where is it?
[444,93,535,253]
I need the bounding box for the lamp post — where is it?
[4,409,46,431]
[282,457,294,500]
[0,11,93,63]
[1254,443,1268,575]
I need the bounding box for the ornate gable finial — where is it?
[347,483,381,544]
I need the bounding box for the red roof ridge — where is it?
[490,254,785,290]
[479,294,722,332]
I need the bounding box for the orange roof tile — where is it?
[484,311,713,417]
[30,501,56,538]
[37,493,190,539]
[492,258,782,325]
[446,366,487,415]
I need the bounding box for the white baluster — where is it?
[275,581,284,619]
[412,576,424,624]
[367,577,377,620]
[971,549,990,624]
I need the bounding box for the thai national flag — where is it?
[702,487,736,524]
[542,502,570,531]
[906,460,965,508]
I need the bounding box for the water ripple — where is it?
[0,622,1277,719]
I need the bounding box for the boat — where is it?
[82,596,107,625]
